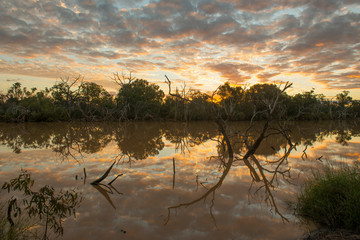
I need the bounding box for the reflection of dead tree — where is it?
[172,157,176,190]
[116,153,136,167]
[174,134,192,154]
[302,145,308,160]
[237,83,294,220]
[165,120,295,223]
[52,128,84,161]
[165,147,233,225]
[165,122,212,155]
[165,76,294,223]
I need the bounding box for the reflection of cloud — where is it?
[313,140,360,163]
[1,135,302,240]
[3,122,360,239]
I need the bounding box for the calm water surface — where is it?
[0,121,359,240]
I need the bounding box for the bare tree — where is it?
[164,76,295,223]
[51,75,84,120]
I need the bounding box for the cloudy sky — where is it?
[0,0,359,98]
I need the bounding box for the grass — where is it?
[295,164,360,232]
[0,204,39,240]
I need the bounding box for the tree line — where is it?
[0,74,359,122]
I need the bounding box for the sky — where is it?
[0,0,359,99]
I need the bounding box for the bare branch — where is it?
[108,174,123,185]
[164,76,294,223]
[165,75,192,102]
[113,71,135,86]
[91,160,116,185]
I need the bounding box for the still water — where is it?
[0,121,359,240]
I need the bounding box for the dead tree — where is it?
[164,76,295,223]
[51,76,84,120]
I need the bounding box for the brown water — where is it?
[0,121,359,240]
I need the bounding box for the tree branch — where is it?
[91,160,116,185]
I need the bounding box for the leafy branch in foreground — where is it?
[1,170,83,240]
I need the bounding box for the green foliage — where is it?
[161,90,213,121]
[245,83,290,120]
[1,170,82,239]
[0,78,358,122]
[335,90,353,119]
[187,91,212,120]
[216,83,247,120]
[116,78,164,120]
[78,82,115,120]
[295,165,360,232]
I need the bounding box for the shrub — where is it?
[1,170,82,239]
[295,165,360,232]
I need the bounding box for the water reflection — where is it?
[115,122,164,160]
[1,121,359,157]
[163,122,218,154]
[0,121,360,239]
[166,120,300,224]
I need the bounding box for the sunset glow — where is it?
[0,0,359,98]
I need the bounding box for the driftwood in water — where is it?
[108,174,123,185]
[91,161,116,185]
[91,161,124,209]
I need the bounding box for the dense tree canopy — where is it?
[116,78,164,120]
[0,76,359,122]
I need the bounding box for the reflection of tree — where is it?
[51,122,113,159]
[165,82,296,223]
[332,121,360,146]
[335,130,352,146]
[162,122,217,153]
[166,119,297,223]
[0,120,359,160]
[114,122,164,160]
[0,122,113,158]
[0,123,54,153]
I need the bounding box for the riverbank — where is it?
[300,229,360,240]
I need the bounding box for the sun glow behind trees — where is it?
[0,76,359,122]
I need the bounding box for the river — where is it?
[0,120,359,240]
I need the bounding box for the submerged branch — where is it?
[91,160,116,185]
[108,174,123,185]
